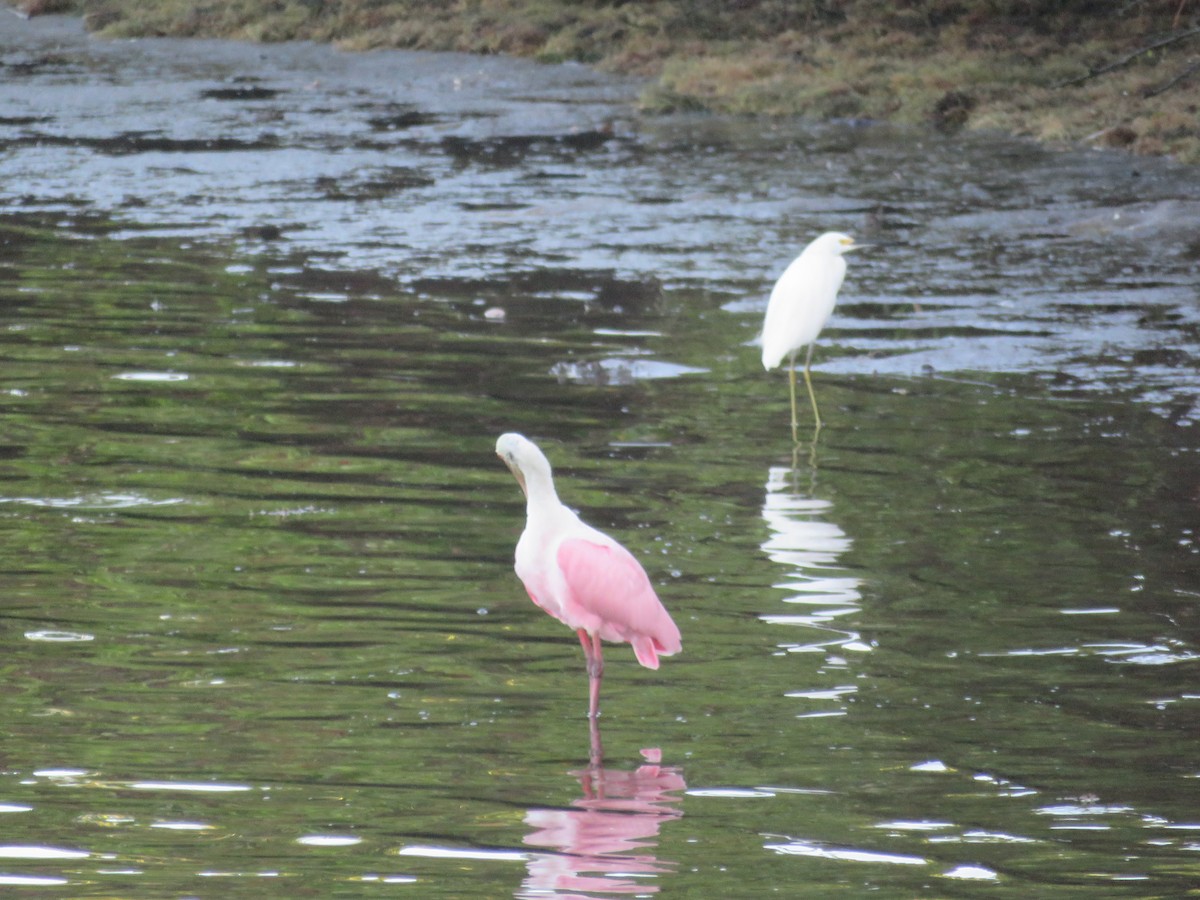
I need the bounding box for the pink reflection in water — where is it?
[519,748,685,898]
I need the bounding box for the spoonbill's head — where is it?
[496,432,552,499]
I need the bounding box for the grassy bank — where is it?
[16,0,1200,162]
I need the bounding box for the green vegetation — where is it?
[18,0,1200,160]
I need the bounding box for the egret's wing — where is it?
[761,249,846,368]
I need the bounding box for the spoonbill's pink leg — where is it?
[577,629,604,720]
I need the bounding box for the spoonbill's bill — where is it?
[761,231,860,440]
[496,433,681,721]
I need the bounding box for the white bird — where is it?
[496,433,681,723]
[761,231,860,440]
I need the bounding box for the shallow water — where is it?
[1,14,1199,898]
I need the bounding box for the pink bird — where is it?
[496,433,682,722]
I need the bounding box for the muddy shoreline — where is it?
[8,1,1200,164]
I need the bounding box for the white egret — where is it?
[761,231,860,441]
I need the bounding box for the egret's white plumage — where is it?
[760,231,858,439]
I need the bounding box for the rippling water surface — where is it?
[1,14,1198,898]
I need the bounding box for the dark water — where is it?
[2,14,1199,897]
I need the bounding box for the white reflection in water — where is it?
[972,772,1038,798]
[757,468,973,876]
[0,845,90,859]
[764,837,926,866]
[785,686,857,701]
[128,781,253,793]
[1037,803,1133,817]
[875,820,955,832]
[909,760,953,773]
[112,371,189,382]
[31,768,90,780]
[686,788,774,799]
[0,492,186,510]
[398,846,526,862]
[0,875,69,886]
[236,359,299,368]
[150,822,214,831]
[927,829,1038,845]
[760,466,866,669]
[958,830,1037,844]
[518,752,684,898]
[943,864,998,880]
[982,640,1200,666]
[296,835,361,847]
[23,630,94,643]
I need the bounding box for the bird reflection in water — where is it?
[793,436,820,481]
[518,747,685,898]
[760,466,867,658]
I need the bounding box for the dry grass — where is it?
[29,0,1200,163]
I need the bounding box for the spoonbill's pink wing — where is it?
[557,538,681,669]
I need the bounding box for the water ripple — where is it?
[112,371,189,382]
[24,630,94,643]
[0,492,187,510]
[0,845,89,859]
[764,837,927,866]
[943,864,999,880]
[128,781,253,793]
[297,835,362,847]
[397,845,526,861]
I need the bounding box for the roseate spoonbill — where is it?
[761,231,860,440]
[496,433,681,722]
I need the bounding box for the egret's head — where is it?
[496,432,551,498]
[818,231,858,255]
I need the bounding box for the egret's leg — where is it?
[787,350,799,445]
[577,629,604,720]
[802,342,822,431]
